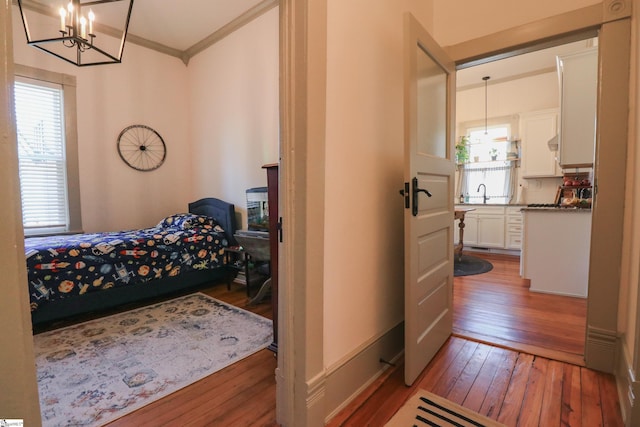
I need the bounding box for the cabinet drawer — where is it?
[507,224,522,234]
[506,233,522,249]
[506,206,524,215]
[507,216,522,225]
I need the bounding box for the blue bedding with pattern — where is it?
[25,213,230,313]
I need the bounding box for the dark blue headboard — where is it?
[188,198,238,246]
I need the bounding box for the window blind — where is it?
[14,79,69,233]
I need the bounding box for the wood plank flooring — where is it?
[328,336,623,427]
[453,253,587,365]
[37,253,615,426]
[34,281,278,427]
[102,282,278,426]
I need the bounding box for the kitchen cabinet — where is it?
[454,205,524,251]
[476,209,505,248]
[520,109,561,178]
[455,206,506,249]
[557,47,598,168]
[460,214,478,246]
[505,207,523,250]
[521,208,591,297]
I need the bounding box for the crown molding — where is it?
[129,0,278,66]
[13,0,279,66]
[182,0,278,65]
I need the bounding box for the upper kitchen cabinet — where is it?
[520,109,561,177]
[556,47,598,168]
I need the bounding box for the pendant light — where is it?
[17,0,134,67]
[483,76,490,135]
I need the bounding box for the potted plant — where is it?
[455,136,469,164]
[489,147,498,161]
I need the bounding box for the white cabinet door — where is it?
[454,215,478,246]
[462,215,478,245]
[520,109,560,177]
[557,47,598,167]
[477,214,505,248]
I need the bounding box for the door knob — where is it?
[412,177,431,216]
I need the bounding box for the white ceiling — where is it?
[457,37,597,89]
[133,1,594,83]
[124,2,594,75]
[128,0,265,51]
[19,1,596,72]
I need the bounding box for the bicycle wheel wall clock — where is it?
[117,125,166,171]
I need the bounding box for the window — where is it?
[457,122,518,204]
[14,66,81,235]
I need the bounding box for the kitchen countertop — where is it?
[454,203,591,212]
[521,207,591,212]
[455,203,526,207]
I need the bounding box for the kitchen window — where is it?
[456,123,518,204]
[14,65,82,236]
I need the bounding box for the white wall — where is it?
[11,6,191,233]
[187,8,279,229]
[457,72,559,123]
[323,0,434,368]
[321,0,603,371]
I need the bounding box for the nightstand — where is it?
[224,246,269,296]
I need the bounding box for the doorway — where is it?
[452,36,597,362]
[443,12,631,374]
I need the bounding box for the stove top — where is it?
[526,203,559,208]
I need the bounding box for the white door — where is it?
[402,13,456,385]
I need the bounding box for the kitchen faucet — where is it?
[477,183,489,204]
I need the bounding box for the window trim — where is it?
[457,114,520,140]
[14,64,82,235]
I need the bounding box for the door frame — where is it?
[444,2,631,374]
[277,1,631,425]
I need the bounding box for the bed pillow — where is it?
[157,213,219,230]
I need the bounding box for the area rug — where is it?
[33,292,273,427]
[454,254,493,277]
[385,390,506,427]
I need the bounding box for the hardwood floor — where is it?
[77,281,279,427]
[39,253,614,426]
[329,253,618,426]
[453,253,587,365]
[328,336,623,427]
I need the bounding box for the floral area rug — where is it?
[33,293,273,427]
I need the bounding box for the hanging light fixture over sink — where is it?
[16,0,134,66]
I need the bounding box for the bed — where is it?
[27,198,238,326]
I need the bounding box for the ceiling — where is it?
[128,0,266,52]
[17,1,596,71]
[125,2,594,76]
[457,37,598,89]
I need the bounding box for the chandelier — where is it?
[16,0,134,67]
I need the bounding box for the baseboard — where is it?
[323,322,404,424]
[616,341,636,426]
[585,325,618,373]
[465,247,520,257]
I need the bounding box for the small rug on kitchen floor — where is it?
[385,390,506,427]
[454,254,493,277]
[33,292,273,427]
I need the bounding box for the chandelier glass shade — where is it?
[16,0,134,66]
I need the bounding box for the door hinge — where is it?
[277,217,283,243]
